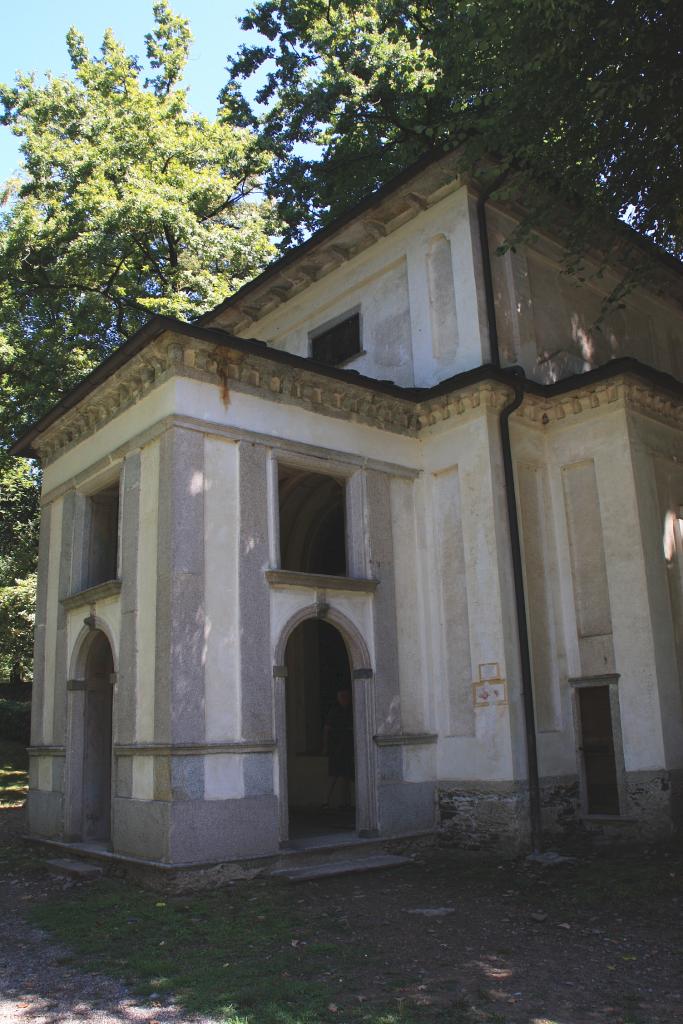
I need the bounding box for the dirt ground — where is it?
[0,805,210,1024]
[1,801,682,1024]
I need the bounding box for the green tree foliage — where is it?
[0,2,281,675]
[227,0,683,266]
[0,460,37,676]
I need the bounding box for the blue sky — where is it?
[0,0,265,183]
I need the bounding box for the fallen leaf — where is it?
[328,1003,339,1013]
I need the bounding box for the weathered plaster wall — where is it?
[487,207,683,384]
[511,398,683,837]
[222,186,488,388]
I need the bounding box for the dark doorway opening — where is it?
[285,619,356,838]
[82,631,114,842]
[278,466,346,575]
[578,685,620,815]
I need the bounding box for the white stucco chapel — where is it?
[12,152,683,868]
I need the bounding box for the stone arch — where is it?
[274,603,372,677]
[69,617,119,681]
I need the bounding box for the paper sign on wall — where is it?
[473,662,508,707]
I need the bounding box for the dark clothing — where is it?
[325,703,354,779]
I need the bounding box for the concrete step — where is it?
[46,857,104,881]
[271,852,412,882]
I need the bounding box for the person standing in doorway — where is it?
[322,688,354,809]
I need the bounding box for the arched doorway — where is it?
[81,631,115,842]
[284,619,356,838]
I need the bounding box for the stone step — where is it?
[271,852,412,882]
[46,858,104,881]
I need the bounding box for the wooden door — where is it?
[578,685,620,815]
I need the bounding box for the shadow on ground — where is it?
[0,744,681,1024]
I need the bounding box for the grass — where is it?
[30,878,431,1024]
[0,739,28,807]
[25,844,683,1024]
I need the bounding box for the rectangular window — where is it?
[310,312,361,367]
[86,482,120,588]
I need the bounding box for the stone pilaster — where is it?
[237,441,273,741]
[52,490,83,745]
[116,451,141,746]
[154,427,206,757]
[364,468,402,736]
[30,503,52,746]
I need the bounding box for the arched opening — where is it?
[278,466,347,575]
[81,630,115,842]
[284,619,356,838]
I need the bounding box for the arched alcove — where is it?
[285,618,354,836]
[82,630,115,842]
[278,466,347,575]
[274,606,377,845]
[65,628,115,843]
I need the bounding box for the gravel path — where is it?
[0,807,213,1024]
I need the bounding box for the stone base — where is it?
[112,797,171,861]
[168,795,280,862]
[437,781,529,855]
[539,770,683,843]
[112,794,280,864]
[377,780,436,835]
[437,772,683,853]
[624,769,683,837]
[29,828,435,894]
[27,789,64,838]
[539,775,581,838]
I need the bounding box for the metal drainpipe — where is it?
[476,184,543,852]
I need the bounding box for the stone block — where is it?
[27,789,64,838]
[171,755,204,800]
[51,755,65,794]
[169,795,280,863]
[243,753,274,796]
[112,796,170,861]
[378,780,436,835]
[116,756,133,798]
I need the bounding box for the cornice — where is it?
[34,333,512,464]
[518,374,683,431]
[32,332,682,466]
